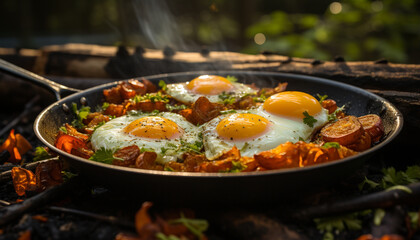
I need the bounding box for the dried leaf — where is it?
[32,215,48,222]
[17,230,31,240]
[0,129,32,163]
[35,161,63,192]
[11,167,37,196]
[135,201,154,236]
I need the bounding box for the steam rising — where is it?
[131,0,189,50]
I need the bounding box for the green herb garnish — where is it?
[71,103,91,129]
[166,104,188,111]
[226,75,238,83]
[218,92,236,105]
[101,102,110,111]
[159,80,168,91]
[140,147,155,153]
[220,109,237,115]
[133,92,170,103]
[229,161,246,173]
[303,111,317,127]
[59,126,68,134]
[89,148,122,164]
[164,166,175,172]
[317,94,328,103]
[322,142,340,149]
[328,105,345,122]
[252,94,267,103]
[181,140,203,154]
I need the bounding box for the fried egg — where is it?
[201,91,328,160]
[261,91,328,138]
[165,75,256,104]
[90,112,200,163]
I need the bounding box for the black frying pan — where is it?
[0,59,403,205]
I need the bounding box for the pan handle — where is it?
[0,58,80,100]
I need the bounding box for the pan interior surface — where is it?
[34,71,403,204]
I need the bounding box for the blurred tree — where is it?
[244,0,420,63]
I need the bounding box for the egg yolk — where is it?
[216,113,271,141]
[187,75,233,95]
[123,116,182,139]
[263,91,322,120]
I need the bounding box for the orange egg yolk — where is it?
[263,91,322,120]
[216,113,271,141]
[187,75,233,95]
[123,116,182,139]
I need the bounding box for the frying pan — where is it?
[0,59,403,205]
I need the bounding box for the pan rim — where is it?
[34,70,404,178]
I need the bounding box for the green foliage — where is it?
[33,146,53,161]
[169,212,209,239]
[159,80,168,91]
[359,165,420,191]
[226,75,238,83]
[314,212,363,240]
[71,103,90,129]
[245,0,420,63]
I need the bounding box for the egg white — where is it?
[165,81,257,104]
[90,112,201,164]
[201,107,329,160]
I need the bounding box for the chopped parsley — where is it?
[218,92,236,104]
[164,166,175,172]
[220,109,237,115]
[101,102,110,111]
[133,92,169,103]
[317,94,328,103]
[252,94,267,103]
[226,75,238,83]
[303,111,317,127]
[328,105,345,122]
[181,140,203,154]
[89,148,122,164]
[59,126,67,134]
[166,104,188,111]
[140,147,155,153]
[151,110,160,115]
[158,80,168,91]
[33,146,53,161]
[71,103,91,129]
[322,142,341,149]
[229,161,246,173]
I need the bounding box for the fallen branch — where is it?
[0,157,60,184]
[47,206,135,229]
[0,176,83,226]
[293,182,420,219]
